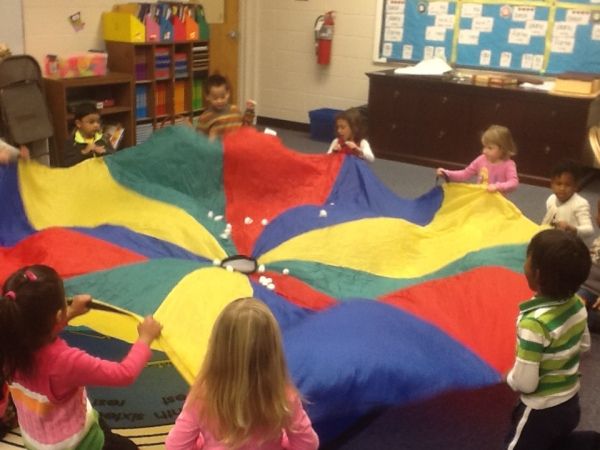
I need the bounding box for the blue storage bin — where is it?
[309,108,342,142]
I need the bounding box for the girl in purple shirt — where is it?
[436,124,519,194]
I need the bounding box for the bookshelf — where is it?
[105,41,209,144]
[43,72,135,167]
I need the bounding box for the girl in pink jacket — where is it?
[437,124,519,194]
[0,264,162,450]
[166,297,319,450]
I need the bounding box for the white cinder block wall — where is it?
[18,0,389,125]
[21,0,124,66]
[254,0,385,124]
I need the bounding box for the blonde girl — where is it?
[327,107,375,162]
[166,297,319,450]
[436,124,518,193]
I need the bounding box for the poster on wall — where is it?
[373,0,600,75]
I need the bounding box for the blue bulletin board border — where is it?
[374,0,600,75]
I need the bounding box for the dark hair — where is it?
[527,229,591,299]
[335,107,367,143]
[74,102,100,121]
[551,160,581,183]
[0,265,65,379]
[204,73,231,95]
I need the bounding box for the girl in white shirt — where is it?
[327,108,375,162]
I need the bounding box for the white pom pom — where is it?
[329,202,335,206]
[244,216,253,225]
[261,218,268,226]
[225,223,232,230]
[267,283,276,290]
[214,215,223,222]
[282,268,290,275]
[259,276,267,284]
[207,210,214,218]
[319,209,328,217]
[258,264,266,273]
[225,265,234,272]
[219,233,229,239]
[212,258,221,266]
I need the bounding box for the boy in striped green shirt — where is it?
[505,229,599,450]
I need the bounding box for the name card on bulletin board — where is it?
[373,0,600,75]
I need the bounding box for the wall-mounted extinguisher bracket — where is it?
[315,11,334,65]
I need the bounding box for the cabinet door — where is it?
[414,87,470,163]
[368,77,421,160]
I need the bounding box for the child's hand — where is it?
[0,148,11,164]
[82,143,95,155]
[436,168,445,177]
[93,145,107,155]
[592,297,600,310]
[67,294,92,320]
[245,99,256,111]
[554,221,576,234]
[486,184,498,193]
[19,145,30,161]
[138,316,163,345]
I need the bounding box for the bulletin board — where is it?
[373,0,600,75]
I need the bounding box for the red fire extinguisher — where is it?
[315,11,334,65]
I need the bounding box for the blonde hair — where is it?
[189,297,294,448]
[481,125,517,159]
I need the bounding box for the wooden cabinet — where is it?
[367,70,594,185]
[105,41,209,144]
[44,73,134,167]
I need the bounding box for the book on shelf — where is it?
[105,123,125,150]
[553,72,600,95]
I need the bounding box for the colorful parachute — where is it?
[0,126,540,442]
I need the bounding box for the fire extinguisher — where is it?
[315,11,334,65]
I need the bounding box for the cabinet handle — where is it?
[441,96,448,104]
[544,145,551,154]
[438,130,446,139]
[495,103,501,112]
[391,123,397,130]
[393,90,400,99]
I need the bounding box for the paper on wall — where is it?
[386,14,405,28]
[461,3,482,18]
[513,6,535,22]
[551,36,575,53]
[385,27,404,41]
[525,20,547,37]
[553,22,577,38]
[472,16,494,33]
[428,2,449,15]
[425,26,446,42]
[500,52,512,68]
[480,49,491,65]
[435,14,455,29]
[566,10,590,25]
[459,29,479,45]
[508,29,531,45]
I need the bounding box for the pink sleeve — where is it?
[50,340,151,399]
[442,155,482,182]
[493,159,519,193]
[165,404,205,450]
[283,395,319,450]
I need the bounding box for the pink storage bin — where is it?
[44,52,107,78]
